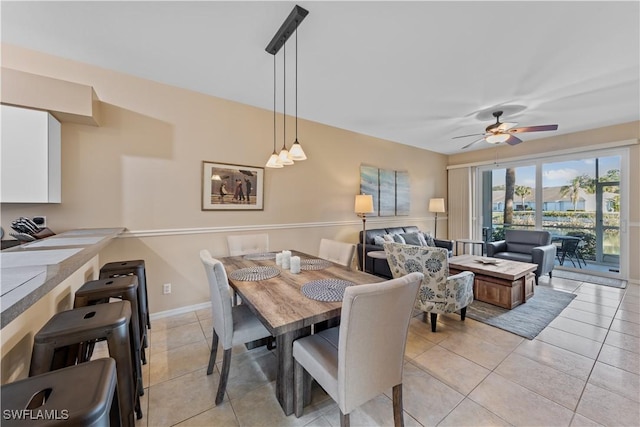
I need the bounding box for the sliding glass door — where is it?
[477,150,626,278]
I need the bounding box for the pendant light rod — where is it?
[265,5,309,55]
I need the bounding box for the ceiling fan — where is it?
[453,111,558,149]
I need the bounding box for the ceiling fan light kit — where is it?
[454,110,559,150]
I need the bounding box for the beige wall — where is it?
[448,121,640,284]
[0,44,448,314]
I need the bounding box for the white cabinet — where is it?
[1,105,61,203]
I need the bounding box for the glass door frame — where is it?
[473,147,629,280]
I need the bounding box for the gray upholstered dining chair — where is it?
[226,233,269,256]
[385,242,474,332]
[200,249,272,405]
[318,238,356,268]
[292,272,423,426]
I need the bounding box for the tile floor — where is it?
[126,277,640,426]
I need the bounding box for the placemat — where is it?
[229,266,280,281]
[300,259,333,270]
[301,279,354,302]
[243,252,277,260]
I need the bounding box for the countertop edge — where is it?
[1,228,124,329]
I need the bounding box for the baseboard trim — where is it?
[150,301,211,320]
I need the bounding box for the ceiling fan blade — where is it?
[505,135,523,146]
[462,137,485,149]
[452,133,485,139]
[509,124,558,133]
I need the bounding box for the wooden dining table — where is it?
[219,250,384,415]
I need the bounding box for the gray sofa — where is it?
[486,229,557,285]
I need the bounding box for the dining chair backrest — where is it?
[338,271,423,414]
[318,239,356,268]
[226,234,269,256]
[200,249,234,348]
[561,237,581,254]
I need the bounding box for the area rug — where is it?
[465,287,576,339]
[552,269,627,289]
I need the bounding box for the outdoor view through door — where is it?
[480,154,622,277]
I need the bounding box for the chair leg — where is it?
[215,348,232,405]
[392,384,404,427]
[430,313,438,332]
[294,360,304,418]
[460,307,467,321]
[207,330,219,375]
[340,411,350,427]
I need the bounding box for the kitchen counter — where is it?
[1,228,123,329]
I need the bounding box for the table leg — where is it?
[275,326,312,415]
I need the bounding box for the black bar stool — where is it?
[29,301,138,427]
[2,358,120,426]
[99,260,150,357]
[74,276,144,396]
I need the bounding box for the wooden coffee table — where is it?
[448,255,537,309]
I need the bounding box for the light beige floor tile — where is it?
[173,401,239,426]
[146,368,218,426]
[576,283,625,298]
[610,317,640,337]
[576,383,640,427]
[443,317,524,352]
[469,373,574,426]
[535,327,602,359]
[597,343,640,375]
[150,311,199,331]
[224,347,277,401]
[199,317,214,339]
[544,277,583,292]
[303,415,333,427]
[619,301,640,314]
[495,353,586,410]
[569,413,603,427]
[232,381,335,427]
[574,292,622,308]
[439,331,512,370]
[149,339,211,386]
[438,398,512,427]
[404,330,436,360]
[398,362,464,426]
[412,345,490,395]
[194,306,212,321]
[514,339,595,380]
[615,309,640,325]
[148,321,207,354]
[559,307,613,328]
[322,394,422,427]
[624,285,640,297]
[136,385,149,427]
[567,300,618,317]
[588,361,640,403]
[548,316,609,342]
[408,317,457,344]
[604,330,640,354]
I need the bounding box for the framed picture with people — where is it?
[202,161,264,210]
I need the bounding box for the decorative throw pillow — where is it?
[421,231,436,247]
[373,235,387,246]
[382,234,395,242]
[392,234,406,243]
[416,232,429,247]
[401,232,423,246]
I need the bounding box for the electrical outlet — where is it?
[163,283,171,294]
[32,216,47,228]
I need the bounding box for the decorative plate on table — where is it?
[300,259,333,270]
[475,257,501,265]
[243,252,277,260]
[301,279,354,302]
[229,266,280,281]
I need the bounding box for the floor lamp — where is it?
[355,194,374,272]
[429,198,445,238]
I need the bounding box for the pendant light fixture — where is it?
[289,23,307,161]
[278,40,294,166]
[264,5,309,169]
[266,55,283,168]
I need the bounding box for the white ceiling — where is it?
[2,1,639,155]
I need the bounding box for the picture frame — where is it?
[202,161,264,210]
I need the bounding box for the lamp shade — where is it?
[428,198,446,213]
[289,140,307,160]
[355,194,374,214]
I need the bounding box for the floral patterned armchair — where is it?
[384,242,475,332]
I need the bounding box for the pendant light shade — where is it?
[289,22,307,161]
[266,55,283,168]
[289,140,307,160]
